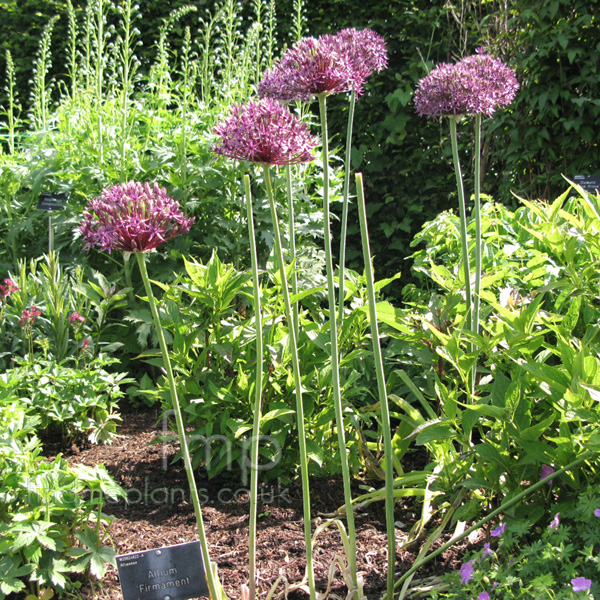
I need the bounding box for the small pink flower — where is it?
[0,278,18,301]
[69,312,85,324]
[81,338,90,352]
[19,306,42,326]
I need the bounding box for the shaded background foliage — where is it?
[1,0,599,297]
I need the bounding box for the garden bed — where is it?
[57,406,465,599]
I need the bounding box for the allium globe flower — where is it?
[213,98,317,165]
[333,28,388,95]
[79,181,194,254]
[414,52,519,119]
[258,36,354,102]
[258,29,387,102]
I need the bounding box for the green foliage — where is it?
[0,357,129,444]
[432,488,600,599]
[382,186,600,534]
[147,251,391,480]
[0,404,126,598]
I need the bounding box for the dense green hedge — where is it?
[1,0,598,298]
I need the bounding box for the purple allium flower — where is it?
[595,509,600,518]
[414,52,518,119]
[540,464,554,484]
[549,512,560,530]
[79,181,194,254]
[459,559,475,584]
[491,522,506,537]
[334,28,388,95]
[571,577,592,592]
[258,36,355,102]
[213,98,317,165]
[258,29,386,102]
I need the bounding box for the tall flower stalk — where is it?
[414,51,519,395]
[79,182,227,600]
[355,173,396,600]
[213,99,318,600]
[259,29,387,598]
[243,174,264,600]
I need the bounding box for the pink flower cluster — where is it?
[258,28,387,102]
[69,312,85,323]
[79,181,194,254]
[213,98,318,165]
[19,306,41,327]
[0,278,18,301]
[414,51,519,119]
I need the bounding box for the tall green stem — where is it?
[244,175,264,600]
[471,114,482,391]
[448,116,472,334]
[338,90,356,323]
[262,165,316,600]
[355,173,395,600]
[317,94,358,594]
[286,165,300,339]
[135,252,224,600]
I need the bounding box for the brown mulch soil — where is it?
[57,405,473,600]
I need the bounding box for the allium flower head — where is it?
[571,577,592,592]
[79,181,194,254]
[414,51,518,119]
[213,98,317,165]
[334,28,388,95]
[459,559,474,584]
[258,29,387,102]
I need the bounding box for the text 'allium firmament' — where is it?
[414,52,519,119]
[79,181,194,254]
[212,98,317,166]
[258,28,387,102]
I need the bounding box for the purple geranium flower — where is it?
[477,593,490,600]
[258,29,387,102]
[595,508,600,518]
[459,559,475,584]
[79,181,194,254]
[540,464,554,484]
[414,51,518,119]
[491,522,506,537]
[549,512,560,530]
[213,98,317,166]
[482,542,493,558]
[571,577,592,592]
